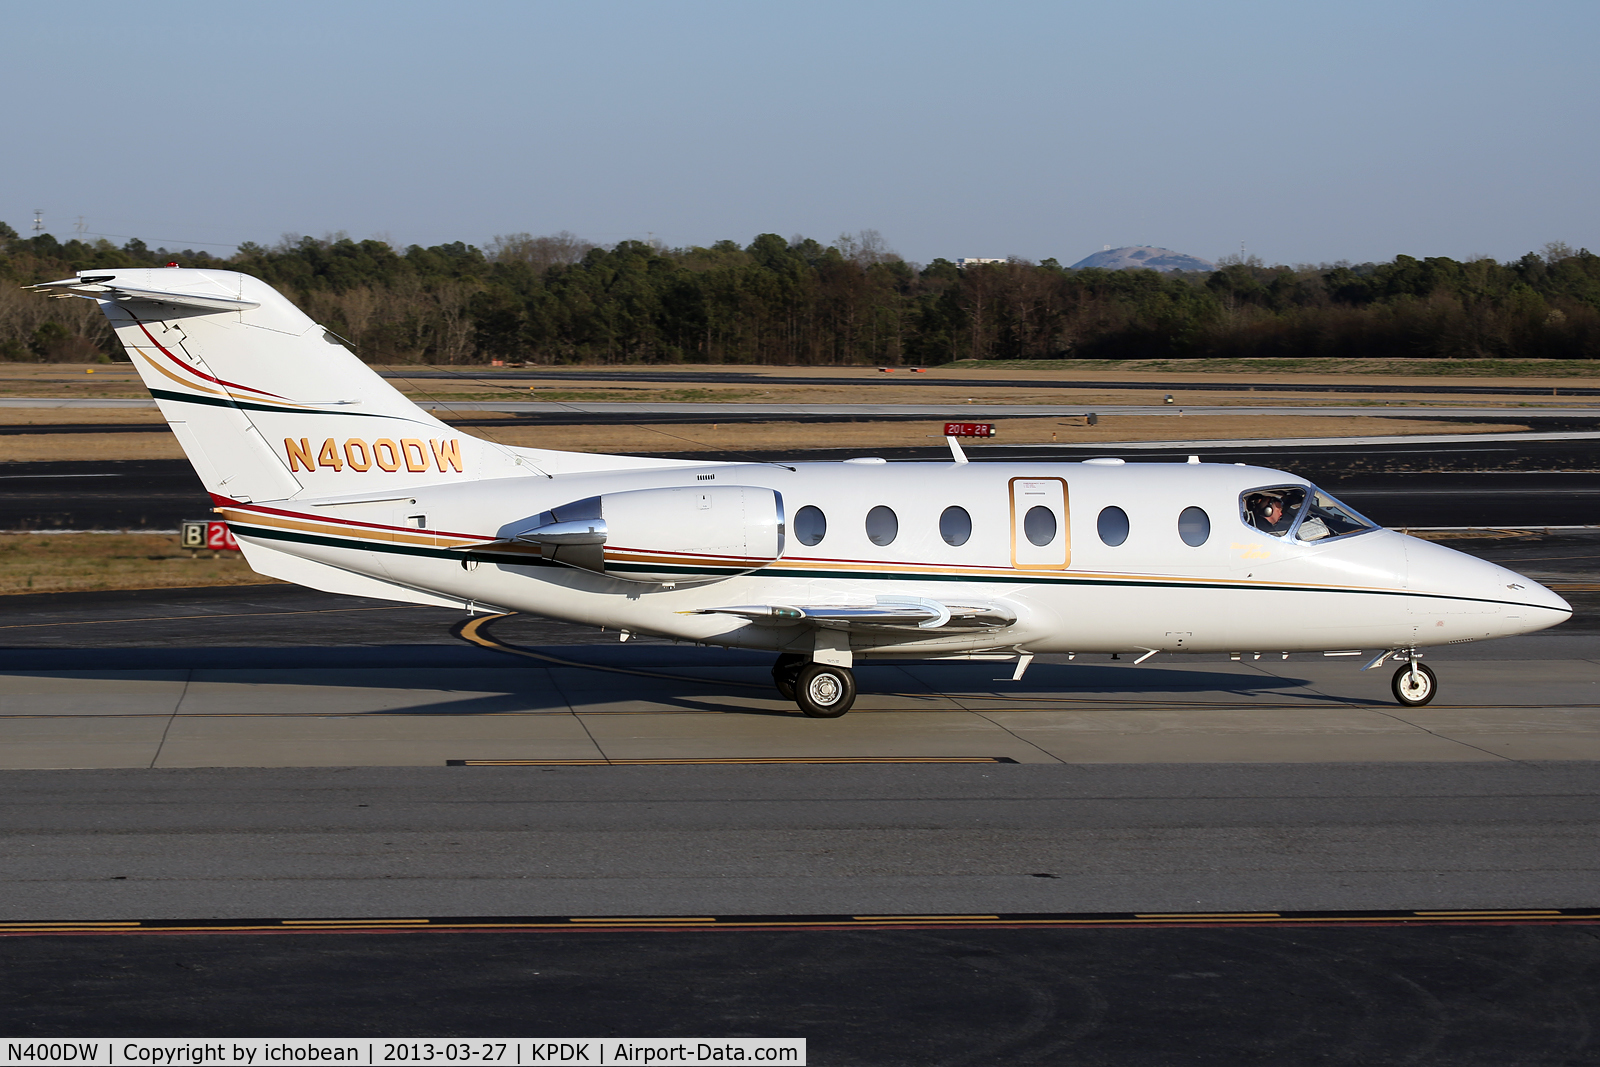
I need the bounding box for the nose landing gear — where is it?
[1391,660,1438,706]
[1366,648,1439,707]
[772,654,857,717]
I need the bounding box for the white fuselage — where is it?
[224,457,1571,659]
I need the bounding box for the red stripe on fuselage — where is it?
[210,494,487,541]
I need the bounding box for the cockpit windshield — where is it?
[1241,485,1376,542]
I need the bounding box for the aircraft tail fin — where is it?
[33,268,698,503]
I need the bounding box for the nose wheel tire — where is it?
[771,653,807,701]
[1391,662,1437,707]
[795,663,857,718]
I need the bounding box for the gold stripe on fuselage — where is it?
[222,507,1423,600]
[215,506,483,550]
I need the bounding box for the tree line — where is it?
[2,220,1596,364]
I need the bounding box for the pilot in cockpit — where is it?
[1245,486,1341,541]
[1246,493,1293,534]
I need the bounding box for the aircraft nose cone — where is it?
[1405,536,1571,635]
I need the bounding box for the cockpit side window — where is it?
[1241,486,1307,538]
[1296,489,1376,541]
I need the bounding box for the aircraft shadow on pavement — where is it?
[922,661,1306,693]
[0,650,1337,717]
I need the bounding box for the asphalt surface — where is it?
[378,365,1600,398]
[5,761,1597,920]
[2,764,1598,1060]
[8,920,1598,1062]
[11,435,1600,529]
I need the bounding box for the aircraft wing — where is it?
[685,595,1016,631]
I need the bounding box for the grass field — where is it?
[942,357,1600,377]
[0,534,270,596]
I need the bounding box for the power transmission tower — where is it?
[32,210,43,234]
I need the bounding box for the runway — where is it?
[2,760,1598,921]
[5,910,1597,1060]
[6,428,1600,1054]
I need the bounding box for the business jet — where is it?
[33,268,1571,716]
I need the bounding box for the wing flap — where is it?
[685,595,1016,631]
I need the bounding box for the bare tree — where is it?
[487,231,596,273]
[833,229,900,267]
[1543,241,1576,264]
[0,286,114,359]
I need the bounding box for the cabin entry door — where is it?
[1009,477,1069,569]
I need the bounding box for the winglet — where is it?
[946,436,968,464]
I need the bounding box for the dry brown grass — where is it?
[0,414,1530,462]
[0,408,166,425]
[2,361,1597,408]
[0,366,148,398]
[0,432,188,461]
[0,533,276,596]
[310,415,1534,454]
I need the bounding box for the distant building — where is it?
[955,258,1007,268]
[1069,246,1216,273]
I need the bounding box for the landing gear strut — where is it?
[771,653,807,701]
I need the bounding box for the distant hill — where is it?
[1069,246,1216,273]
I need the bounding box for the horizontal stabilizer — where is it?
[29,277,260,312]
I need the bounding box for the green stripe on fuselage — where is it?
[229,521,1551,612]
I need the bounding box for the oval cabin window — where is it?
[1097,506,1129,547]
[865,505,899,547]
[794,505,827,547]
[1023,505,1057,547]
[940,506,972,546]
[1178,506,1210,547]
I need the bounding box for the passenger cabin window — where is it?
[866,505,898,546]
[1178,506,1210,547]
[794,505,826,546]
[1023,506,1057,546]
[1097,506,1129,547]
[940,506,972,546]
[1241,485,1375,542]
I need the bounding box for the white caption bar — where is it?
[2,1041,805,1067]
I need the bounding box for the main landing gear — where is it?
[772,654,857,718]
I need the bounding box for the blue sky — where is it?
[3,0,1595,266]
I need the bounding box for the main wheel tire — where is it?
[771,653,807,700]
[795,663,857,718]
[1391,662,1437,707]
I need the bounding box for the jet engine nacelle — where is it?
[516,485,785,583]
